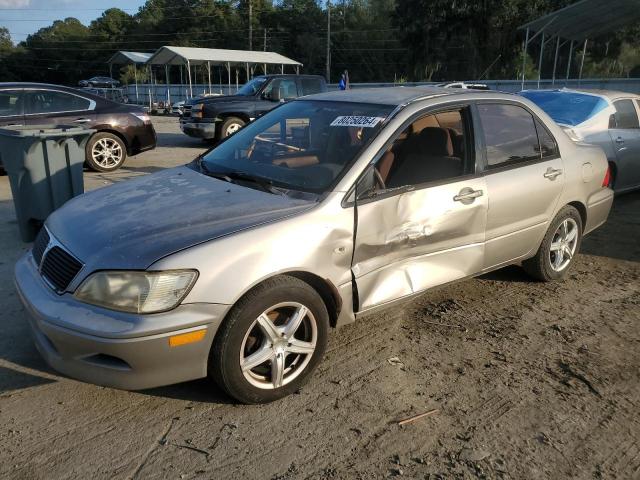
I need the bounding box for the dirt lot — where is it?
[0,117,638,480]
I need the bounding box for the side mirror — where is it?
[608,113,617,129]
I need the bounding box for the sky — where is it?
[0,0,147,43]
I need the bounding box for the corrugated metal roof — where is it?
[107,51,153,65]
[145,46,302,66]
[520,0,640,41]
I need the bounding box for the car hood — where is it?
[187,95,252,106]
[46,166,314,271]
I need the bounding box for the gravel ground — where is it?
[0,117,638,480]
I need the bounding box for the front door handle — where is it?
[453,188,483,204]
[543,167,563,180]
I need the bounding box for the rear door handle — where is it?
[615,136,624,144]
[73,118,92,123]
[543,167,563,180]
[453,188,483,204]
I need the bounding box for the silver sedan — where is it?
[520,88,640,193]
[15,87,614,403]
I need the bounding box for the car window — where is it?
[0,90,22,117]
[237,77,267,96]
[477,103,540,168]
[25,90,91,115]
[612,99,639,129]
[535,119,559,159]
[264,79,298,100]
[200,100,393,194]
[358,107,472,198]
[300,78,323,96]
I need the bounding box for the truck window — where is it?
[300,78,323,96]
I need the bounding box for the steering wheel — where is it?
[373,167,386,190]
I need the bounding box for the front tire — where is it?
[209,276,329,404]
[523,205,582,281]
[85,132,127,172]
[219,116,246,140]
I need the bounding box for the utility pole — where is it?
[326,0,331,82]
[248,0,253,50]
[263,28,267,51]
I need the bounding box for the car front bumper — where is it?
[14,253,229,390]
[132,123,157,155]
[180,120,218,139]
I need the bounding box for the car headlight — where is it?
[191,103,204,118]
[75,270,198,314]
[131,112,151,124]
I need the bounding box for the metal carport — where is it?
[145,46,303,98]
[519,0,640,88]
[106,51,153,103]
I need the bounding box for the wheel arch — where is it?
[90,129,131,155]
[221,271,342,329]
[219,112,251,124]
[567,200,587,230]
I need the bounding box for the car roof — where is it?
[302,86,495,106]
[255,74,323,78]
[522,88,639,101]
[0,82,81,90]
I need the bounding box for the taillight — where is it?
[602,165,611,188]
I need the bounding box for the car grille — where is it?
[183,105,192,117]
[32,228,84,293]
[32,228,50,265]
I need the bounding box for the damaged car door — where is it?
[351,106,488,311]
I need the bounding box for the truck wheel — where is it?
[85,132,127,172]
[219,117,246,139]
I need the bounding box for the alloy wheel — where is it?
[92,138,123,169]
[549,218,579,272]
[239,302,317,390]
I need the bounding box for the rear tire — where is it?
[85,132,127,172]
[523,205,582,282]
[209,275,329,404]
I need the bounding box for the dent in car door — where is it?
[353,177,487,311]
[476,103,565,269]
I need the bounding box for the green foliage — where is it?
[0,0,639,84]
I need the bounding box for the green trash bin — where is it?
[0,124,94,242]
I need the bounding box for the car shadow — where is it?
[138,378,235,405]
[580,190,639,263]
[478,265,532,283]
[156,132,212,149]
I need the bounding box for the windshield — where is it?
[236,77,267,96]
[519,90,609,126]
[200,100,393,193]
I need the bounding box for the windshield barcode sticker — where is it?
[330,116,384,128]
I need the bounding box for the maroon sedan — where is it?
[0,83,156,172]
